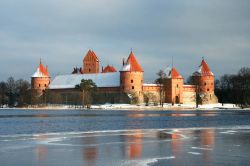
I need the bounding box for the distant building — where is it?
[31,50,218,105]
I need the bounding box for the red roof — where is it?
[39,62,50,77]
[168,67,183,79]
[83,50,99,62]
[193,59,214,76]
[125,51,143,72]
[102,65,117,73]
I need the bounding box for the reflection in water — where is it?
[170,114,196,117]
[82,134,97,166]
[158,130,184,165]
[201,129,215,165]
[157,129,215,165]
[34,135,48,162]
[170,131,183,156]
[124,130,144,159]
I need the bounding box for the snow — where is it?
[120,63,130,71]
[32,68,49,78]
[49,72,120,89]
[193,66,214,76]
[90,103,241,110]
[197,103,239,109]
[143,83,159,87]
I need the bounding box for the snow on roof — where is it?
[32,62,50,78]
[49,72,120,89]
[183,85,196,88]
[120,63,131,71]
[193,59,214,76]
[120,51,143,72]
[143,83,159,87]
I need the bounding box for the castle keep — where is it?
[31,50,218,105]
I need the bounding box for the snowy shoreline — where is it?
[0,103,248,111]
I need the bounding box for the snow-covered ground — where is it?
[90,103,241,110]
[0,103,244,110]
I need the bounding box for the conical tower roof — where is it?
[193,58,214,76]
[121,51,143,72]
[167,67,183,79]
[32,60,50,78]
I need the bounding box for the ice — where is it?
[191,147,213,151]
[120,156,175,166]
[188,152,201,155]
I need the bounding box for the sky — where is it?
[0,0,250,83]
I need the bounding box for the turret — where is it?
[31,60,51,97]
[120,51,144,103]
[192,58,218,104]
[82,50,99,74]
[165,67,184,104]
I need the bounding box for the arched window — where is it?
[131,79,133,83]
[132,86,134,89]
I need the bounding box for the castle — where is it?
[31,50,218,105]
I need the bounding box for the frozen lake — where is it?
[0,109,250,165]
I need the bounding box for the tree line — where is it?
[0,67,249,108]
[215,67,250,108]
[0,77,30,107]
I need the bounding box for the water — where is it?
[0,109,250,166]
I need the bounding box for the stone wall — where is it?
[47,88,131,105]
[183,85,196,104]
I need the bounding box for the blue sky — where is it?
[0,0,250,82]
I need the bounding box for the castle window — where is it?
[132,86,134,89]
[89,68,91,72]
[207,88,209,91]
[45,84,47,87]
[204,82,206,86]
[131,79,133,83]
[39,84,41,87]
[177,84,179,88]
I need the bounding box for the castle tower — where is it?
[165,67,184,104]
[31,60,51,97]
[120,51,144,103]
[192,58,218,104]
[82,50,99,74]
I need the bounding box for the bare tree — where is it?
[0,82,8,107]
[155,70,166,107]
